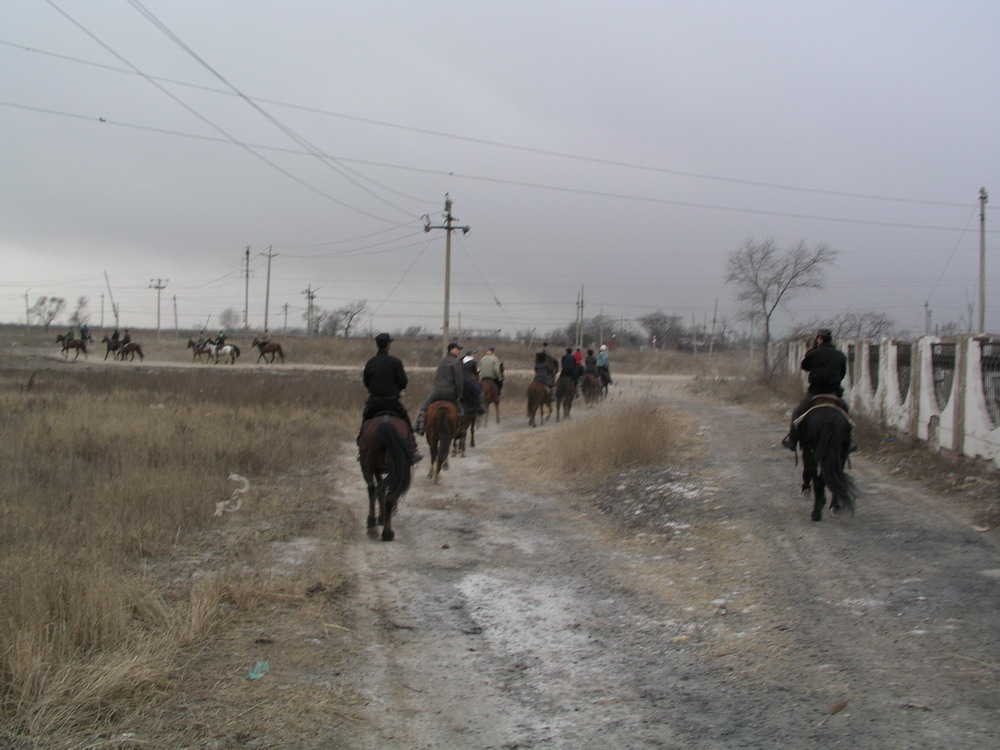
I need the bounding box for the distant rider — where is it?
[596,344,613,386]
[479,346,504,395]
[781,328,853,452]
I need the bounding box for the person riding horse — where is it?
[533,351,554,398]
[596,344,613,387]
[479,346,504,394]
[415,342,465,436]
[560,347,579,386]
[461,352,487,416]
[782,328,855,453]
[360,332,421,464]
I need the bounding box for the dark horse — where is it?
[358,415,413,542]
[527,381,552,427]
[555,375,575,421]
[481,379,500,425]
[425,400,459,484]
[581,371,601,405]
[56,335,87,360]
[454,385,480,457]
[186,338,214,363]
[102,335,122,360]
[119,342,144,362]
[796,398,856,522]
[252,338,284,364]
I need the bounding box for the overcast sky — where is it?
[3,0,999,340]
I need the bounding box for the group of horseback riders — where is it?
[194,329,229,354]
[531,341,613,397]
[360,334,508,466]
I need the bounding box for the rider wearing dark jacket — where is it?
[415,342,465,435]
[782,329,851,451]
[360,333,420,463]
[560,349,577,381]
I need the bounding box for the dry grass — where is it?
[498,400,687,489]
[0,363,366,745]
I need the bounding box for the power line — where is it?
[0,36,980,211]
[40,1,416,226]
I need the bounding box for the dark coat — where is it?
[560,352,578,380]
[801,342,847,395]
[363,350,408,401]
[432,353,464,401]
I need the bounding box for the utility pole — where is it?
[104,271,119,328]
[172,295,179,338]
[100,293,104,330]
[925,302,932,336]
[979,187,989,334]
[243,246,251,332]
[303,286,318,336]
[149,278,168,338]
[263,245,277,333]
[282,303,289,332]
[424,194,470,353]
[709,298,718,355]
[24,290,30,338]
[575,286,585,349]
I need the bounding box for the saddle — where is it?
[793,395,854,429]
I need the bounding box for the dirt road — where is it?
[311,375,998,749]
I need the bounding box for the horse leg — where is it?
[811,476,826,522]
[469,417,476,449]
[366,481,379,537]
[378,483,394,542]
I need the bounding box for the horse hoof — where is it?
[366,517,377,529]
[381,529,395,542]
[811,512,822,522]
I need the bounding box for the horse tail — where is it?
[435,406,451,465]
[135,345,143,360]
[815,416,856,514]
[377,420,411,516]
[233,345,241,357]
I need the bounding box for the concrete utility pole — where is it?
[424,194,470,353]
[575,286,585,349]
[243,246,251,331]
[149,278,168,337]
[263,245,277,333]
[979,187,989,334]
[172,295,179,338]
[282,303,289,332]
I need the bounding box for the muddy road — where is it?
[309,375,999,749]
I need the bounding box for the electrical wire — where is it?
[41,1,413,226]
[1,36,984,212]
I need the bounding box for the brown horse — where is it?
[555,375,575,421]
[581,372,601,405]
[186,339,214,363]
[251,338,284,363]
[527,381,552,427]
[119,342,144,362]
[358,415,413,542]
[481,379,500,424]
[56,335,87,360]
[454,383,482,457]
[425,400,459,483]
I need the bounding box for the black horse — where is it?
[358,415,413,542]
[796,398,856,522]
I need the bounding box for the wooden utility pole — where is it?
[149,278,168,338]
[243,246,251,331]
[979,187,989,334]
[424,195,470,353]
[263,245,277,333]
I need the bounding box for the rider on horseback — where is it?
[462,352,487,416]
[415,342,465,436]
[533,351,554,399]
[782,328,855,453]
[479,346,504,394]
[596,344,613,386]
[361,333,421,464]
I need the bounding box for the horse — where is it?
[102,336,123,361]
[186,339,215,363]
[424,400,459,484]
[215,344,240,365]
[358,415,413,542]
[454,384,481,457]
[56,335,87,360]
[119,342,144,362]
[555,375,575,421]
[581,371,601,405]
[251,338,284,364]
[796,397,857,522]
[481,378,500,424]
[527,381,552,427]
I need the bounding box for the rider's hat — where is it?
[487,346,495,352]
[447,342,463,352]
[600,344,607,351]
[375,332,393,345]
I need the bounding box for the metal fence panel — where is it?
[931,342,956,411]
[896,342,911,403]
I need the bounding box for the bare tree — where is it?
[219,308,241,329]
[337,300,369,338]
[638,310,685,348]
[726,238,837,376]
[29,296,66,332]
[789,311,895,342]
[69,296,90,327]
